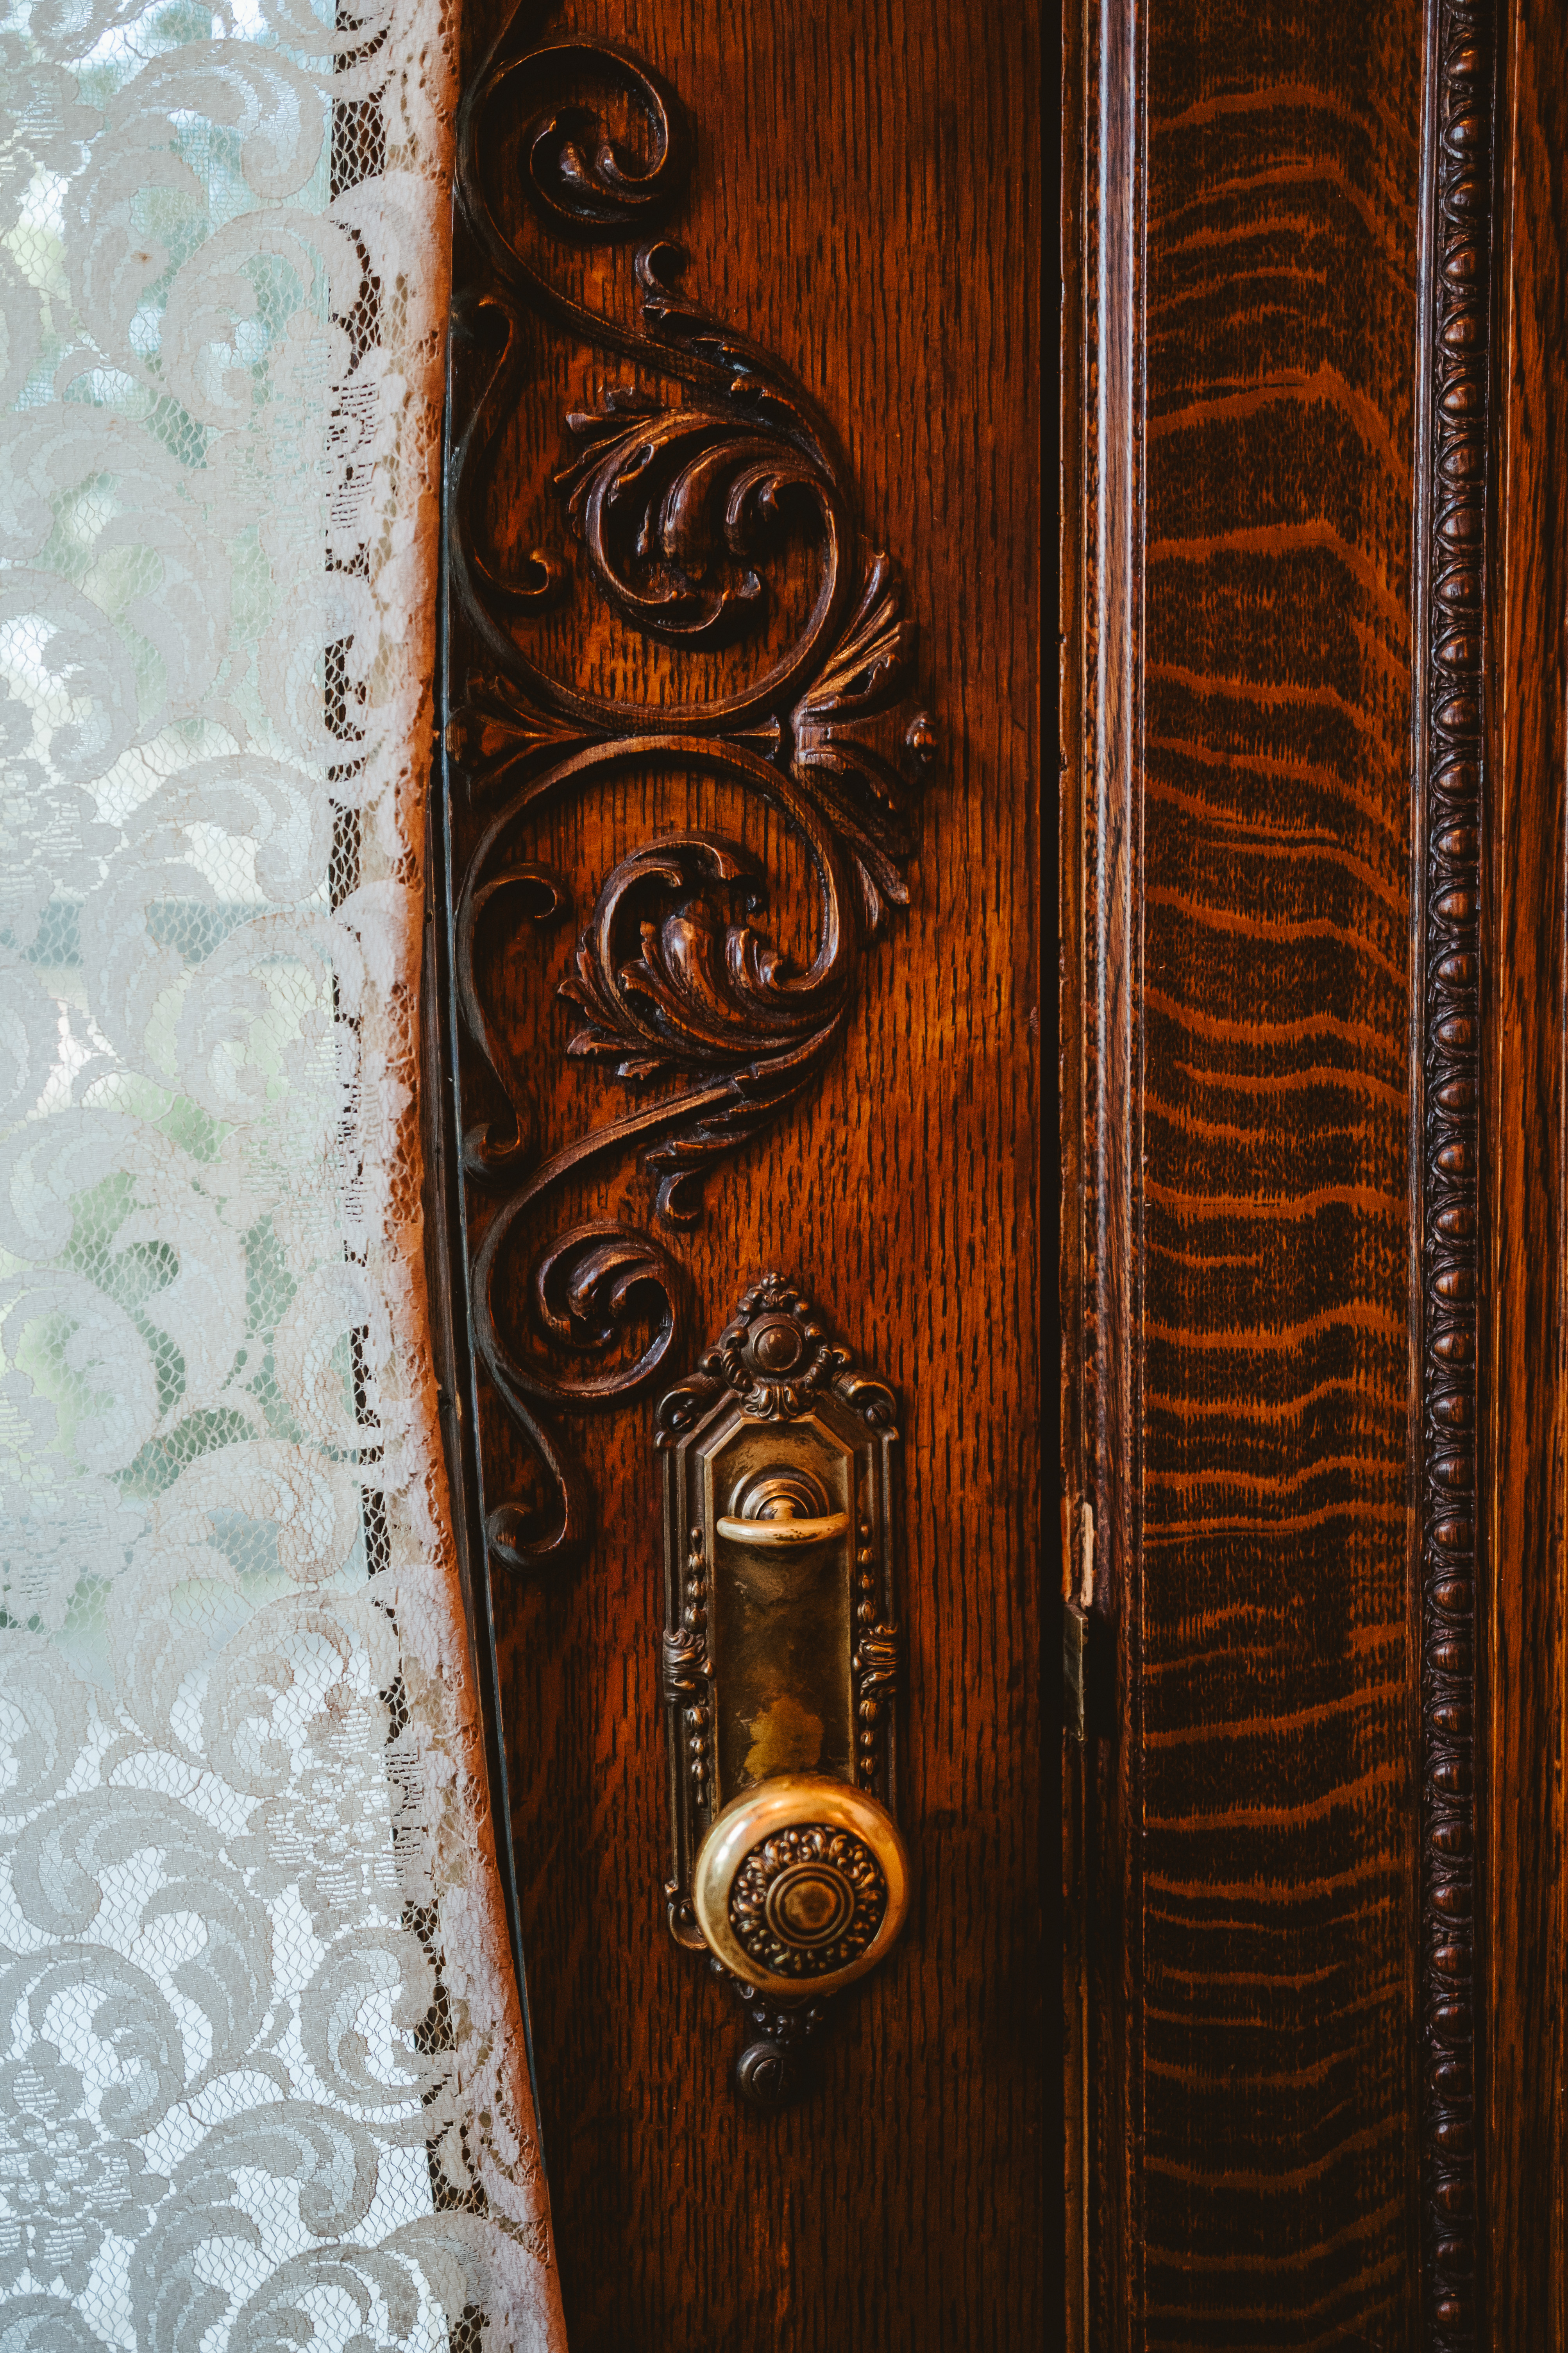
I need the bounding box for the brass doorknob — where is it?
[658,1276,907,2099]
[690,1773,911,1998]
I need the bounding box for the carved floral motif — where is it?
[443,16,932,1572]
[726,1824,889,1983]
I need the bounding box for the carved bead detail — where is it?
[662,1525,713,1805]
[1421,7,1493,2342]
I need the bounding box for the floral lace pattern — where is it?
[0,0,563,2342]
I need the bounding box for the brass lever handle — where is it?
[715,1508,851,1546]
[715,1464,851,1547]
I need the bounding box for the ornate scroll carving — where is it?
[439,6,933,1573]
[1419,7,1495,2343]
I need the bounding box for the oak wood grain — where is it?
[1061,0,1090,2336]
[1076,0,1144,2340]
[1482,0,1568,2338]
[1071,0,1428,2342]
[445,2,1042,2347]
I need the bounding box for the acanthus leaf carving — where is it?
[440,4,934,1572]
[556,388,828,651]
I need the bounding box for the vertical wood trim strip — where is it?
[1061,0,1090,2331]
[1077,0,1428,2330]
[1082,0,1144,2335]
[1483,0,1568,2331]
[1417,1,1498,2340]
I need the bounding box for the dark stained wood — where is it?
[1075,0,1143,2339]
[1061,0,1089,2333]
[1067,0,1568,2339]
[1067,0,1432,2341]
[434,2,1042,2347]
[1414,8,1498,2339]
[1482,0,1568,2337]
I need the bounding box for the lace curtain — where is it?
[0,0,563,2340]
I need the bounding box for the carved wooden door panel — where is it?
[1063,0,1568,2344]
[420,1,1042,2348]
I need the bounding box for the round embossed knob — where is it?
[690,1773,910,1998]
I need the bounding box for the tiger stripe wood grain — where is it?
[1069,0,1568,2339]
[1072,0,1429,2341]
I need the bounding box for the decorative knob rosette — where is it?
[691,1772,911,1998]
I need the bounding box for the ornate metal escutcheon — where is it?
[656,1274,909,2106]
[428,0,934,2117]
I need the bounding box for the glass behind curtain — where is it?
[0,0,563,2341]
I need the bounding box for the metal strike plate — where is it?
[1064,1598,1112,1743]
[655,1272,906,2106]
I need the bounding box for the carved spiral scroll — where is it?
[442,2,934,1571]
[515,41,688,239]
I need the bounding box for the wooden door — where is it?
[422,1,1043,2348]
[1062,0,1568,2344]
